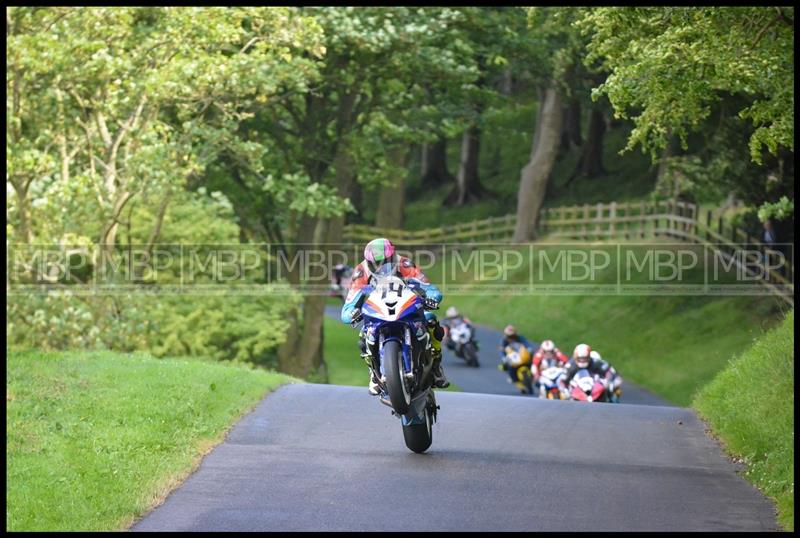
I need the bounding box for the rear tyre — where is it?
[384,340,411,415]
[402,405,433,453]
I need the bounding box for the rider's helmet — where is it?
[573,343,592,368]
[446,306,459,318]
[503,325,517,337]
[540,339,555,354]
[590,350,602,361]
[364,238,396,274]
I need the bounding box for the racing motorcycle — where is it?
[358,263,439,453]
[537,357,566,399]
[569,369,609,403]
[330,264,353,302]
[447,320,480,367]
[501,341,534,395]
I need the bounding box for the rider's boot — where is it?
[428,324,450,389]
[367,366,381,396]
[359,335,381,396]
[431,349,450,389]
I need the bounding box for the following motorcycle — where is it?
[447,320,480,367]
[537,357,566,399]
[568,369,609,403]
[501,341,534,395]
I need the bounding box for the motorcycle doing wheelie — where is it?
[500,341,534,395]
[358,264,440,453]
[447,320,480,367]
[568,369,609,403]
[537,357,566,399]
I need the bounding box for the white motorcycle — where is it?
[537,358,566,399]
[447,320,480,368]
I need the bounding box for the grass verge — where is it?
[6,349,298,531]
[693,310,794,531]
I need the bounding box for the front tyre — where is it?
[465,343,480,367]
[384,340,411,415]
[402,404,433,453]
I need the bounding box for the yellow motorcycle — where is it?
[500,342,534,395]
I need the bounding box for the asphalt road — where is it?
[132,383,776,531]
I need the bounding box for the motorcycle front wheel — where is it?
[465,343,480,368]
[402,402,434,453]
[384,340,411,415]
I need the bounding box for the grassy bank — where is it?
[694,310,794,531]
[6,350,298,531]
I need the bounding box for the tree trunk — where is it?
[420,138,454,187]
[445,124,484,206]
[10,181,33,244]
[376,146,409,229]
[512,87,563,243]
[561,99,582,152]
[276,128,357,380]
[577,106,606,177]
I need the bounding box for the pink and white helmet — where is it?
[364,238,396,274]
[540,339,555,353]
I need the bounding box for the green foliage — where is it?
[580,7,794,163]
[7,7,325,245]
[758,196,794,223]
[694,310,794,530]
[6,349,298,530]
[7,291,299,369]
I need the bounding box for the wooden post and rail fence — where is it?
[343,200,794,306]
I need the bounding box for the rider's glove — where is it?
[423,297,439,310]
[350,308,363,324]
[497,363,507,371]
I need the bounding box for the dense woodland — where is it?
[7,7,794,378]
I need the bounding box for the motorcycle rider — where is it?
[590,350,623,403]
[340,238,449,395]
[558,343,616,400]
[331,263,352,291]
[497,325,536,385]
[330,263,353,301]
[441,306,475,352]
[531,339,569,382]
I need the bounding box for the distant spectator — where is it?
[762,219,786,278]
[763,219,777,246]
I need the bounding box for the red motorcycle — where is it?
[569,369,608,403]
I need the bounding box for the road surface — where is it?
[132,383,776,531]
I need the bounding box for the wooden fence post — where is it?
[609,201,617,238]
[640,202,647,239]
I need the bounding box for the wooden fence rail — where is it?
[343,200,793,305]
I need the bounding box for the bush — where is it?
[7,288,300,369]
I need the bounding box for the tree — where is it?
[6,7,324,258]
[580,7,794,164]
[512,7,581,241]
